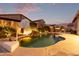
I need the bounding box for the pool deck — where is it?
[0,33,79,56]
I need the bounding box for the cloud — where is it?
[0,3,40,14]
[15,3,40,14]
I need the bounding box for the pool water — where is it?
[20,34,65,48]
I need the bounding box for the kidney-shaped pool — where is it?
[20,34,65,48]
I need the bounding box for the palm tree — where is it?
[0,26,16,41]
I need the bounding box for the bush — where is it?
[0,26,16,38]
[30,30,40,38]
[20,37,32,45]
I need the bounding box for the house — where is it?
[72,10,79,34]
[0,14,32,35]
[48,24,55,32]
[49,24,68,33]
[58,23,71,33]
[30,21,37,28]
[32,19,46,29]
[49,24,61,32]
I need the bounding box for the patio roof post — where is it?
[16,29,18,41]
[15,23,19,41]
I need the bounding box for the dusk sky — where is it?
[0,3,79,24]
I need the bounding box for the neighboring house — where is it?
[49,24,60,32]
[48,24,60,32]
[54,25,61,32]
[30,21,37,28]
[72,10,79,34]
[67,23,74,31]
[0,14,31,35]
[48,24,55,32]
[49,24,67,32]
[33,19,46,29]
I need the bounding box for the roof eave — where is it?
[0,17,21,22]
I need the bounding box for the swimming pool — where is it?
[20,34,65,48]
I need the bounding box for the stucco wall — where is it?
[77,18,79,34]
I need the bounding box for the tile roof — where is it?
[0,14,31,22]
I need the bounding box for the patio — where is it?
[0,33,79,56]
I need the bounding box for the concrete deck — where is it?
[0,33,79,56]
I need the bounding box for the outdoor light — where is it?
[23,29,32,35]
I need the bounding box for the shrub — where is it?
[20,37,32,45]
[30,30,40,38]
[0,26,16,38]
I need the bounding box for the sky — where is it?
[0,3,79,24]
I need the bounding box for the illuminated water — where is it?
[20,34,65,48]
